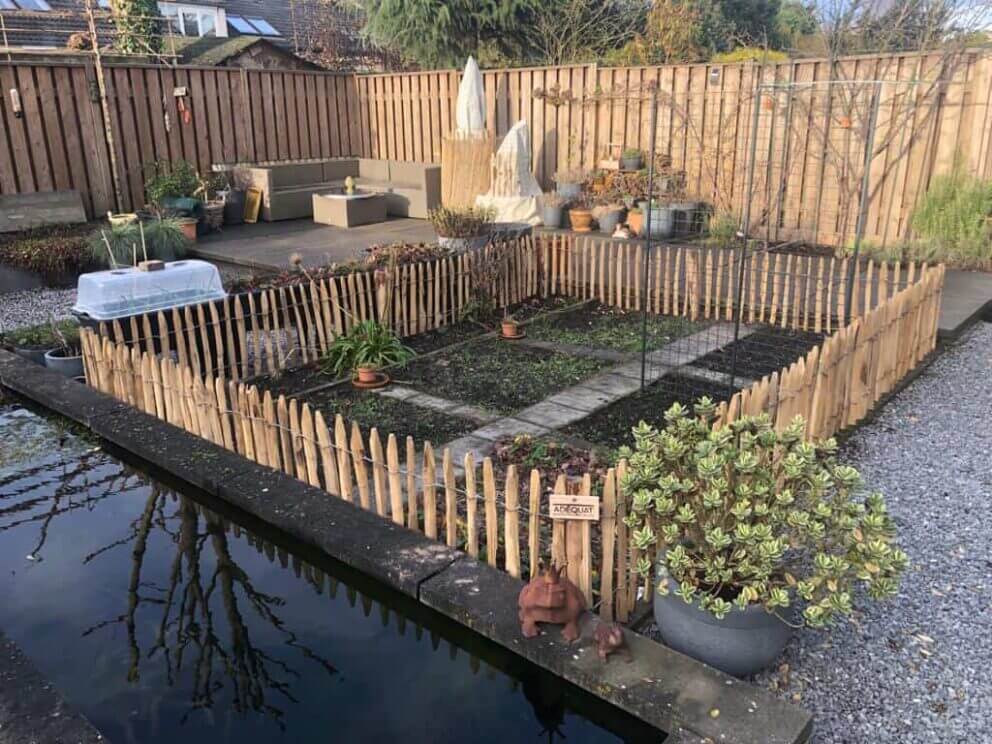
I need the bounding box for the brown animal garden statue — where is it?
[518,563,586,642]
[593,621,626,661]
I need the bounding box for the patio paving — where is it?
[190,216,437,271]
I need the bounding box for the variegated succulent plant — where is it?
[619,399,907,628]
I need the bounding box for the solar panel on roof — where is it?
[246,18,280,36]
[227,15,255,34]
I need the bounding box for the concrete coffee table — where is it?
[312,191,387,228]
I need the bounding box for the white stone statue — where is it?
[455,56,486,137]
[475,119,542,225]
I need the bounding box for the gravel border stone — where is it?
[644,321,992,744]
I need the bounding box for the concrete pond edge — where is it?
[0,350,812,744]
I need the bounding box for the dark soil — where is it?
[404,319,488,355]
[561,373,735,450]
[492,434,611,484]
[303,387,477,447]
[254,362,332,398]
[693,327,825,380]
[526,302,708,353]
[394,339,611,415]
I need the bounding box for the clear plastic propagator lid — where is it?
[72,259,227,321]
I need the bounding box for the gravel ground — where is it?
[645,321,992,744]
[0,288,77,332]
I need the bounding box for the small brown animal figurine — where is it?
[518,562,586,642]
[594,621,625,661]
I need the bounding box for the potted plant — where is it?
[669,194,703,237]
[567,196,594,233]
[554,167,587,200]
[144,159,202,241]
[622,402,907,677]
[43,319,83,378]
[90,217,189,267]
[2,322,58,365]
[620,147,642,170]
[195,172,228,234]
[644,200,675,238]
[626,207,643,236]
[429,206,495,253]
[596,202,625,235]
[539,192,568,228]
[321,320,414,386]
[500,313,523,339]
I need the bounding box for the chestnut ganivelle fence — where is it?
[79,235,944,618]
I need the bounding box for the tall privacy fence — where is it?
[80,235,943,619]
[2,50,990,245]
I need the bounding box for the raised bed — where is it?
[526,302,709,353]
[694,328,825,380]
[393,339,611,415]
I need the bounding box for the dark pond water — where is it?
[0,405,663,743]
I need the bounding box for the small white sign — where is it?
[549,494,600,521]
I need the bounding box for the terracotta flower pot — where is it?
[627,211,643,236]
[838,115,852,129]
[356,365,379,384]
[177,218,198,242]
[568,208,593,233]
[501,319,520,338]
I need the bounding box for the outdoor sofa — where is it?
[233,158,441,222]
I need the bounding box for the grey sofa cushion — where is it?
[322,159,359,182]
[358,159,390,181]
[388,160,425,188]
[269,162,326,188]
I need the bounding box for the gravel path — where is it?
[646,321,992,744]
[0,288,77,332]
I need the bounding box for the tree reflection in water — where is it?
[81,487,337,729]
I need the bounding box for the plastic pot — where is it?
[177,218,198,242]
[654,560,794,677]
[44,348,84,378]
[542,205,563,228]
[598,208,625,235]
[671,202,701,236]
[556,182,582,200]
[13,346,53,366]
[620,155,642,170]
[438,234,490,253]
[568,209,594,233]
[645,206,675,238]
[501,319,520,338]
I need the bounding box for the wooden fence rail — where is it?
[79,326,638,622]
[2,50,990,247]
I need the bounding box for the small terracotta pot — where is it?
[838,115,852,129]
[762,96,775,111]
[356,365,379,384]
[177,218,198,242]
[501,319,520,338]
[627,211,643,236]
[569,208,593,233]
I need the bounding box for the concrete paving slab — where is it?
[472,417,551,441]
[514,399,589,429]
[938,269,992,337]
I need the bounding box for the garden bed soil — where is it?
[302,386,478,447]
[253,361,333,398]
[492,433,611,485]
[693,327,825,381]
[393,340,611,416]
[526,302,708,353]
[404,319,488,355]
[561,373,735,450]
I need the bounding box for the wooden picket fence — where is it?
[713,264,944,439]
[79,327,638,622]
[544,234,931,333]
[95,237,540,381]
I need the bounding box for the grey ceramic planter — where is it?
[44,349,84,378]
[654,580,793,677]
[556,182,582,200]
[14,347,53,366]
[437,234,491,253]
[620,156,642,170]
[598,209,624,235]
[646,206,675,238]
[542,205,563,228]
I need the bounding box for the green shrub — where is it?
[705,210,738,248]
[621,400,907,627]
[320,320,414,377]
[1,319,79,350]
[711,47,789,64]
[428,206,495,238]
[0,224,94,279]
[88,218,189,267]
[909,169,992,268]
[144,159,200,208]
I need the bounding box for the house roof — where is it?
[0,0,359,54]
[166,34,317,67]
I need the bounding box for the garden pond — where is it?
[0,403,663,743]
